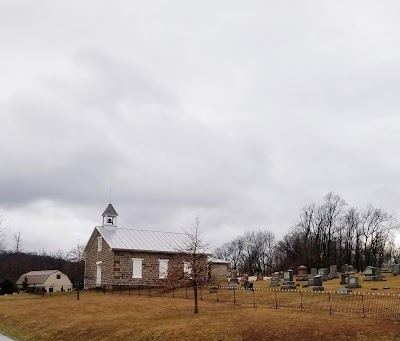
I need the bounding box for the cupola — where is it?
[102,203,118,227]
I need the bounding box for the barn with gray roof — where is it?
[16,270,72,292]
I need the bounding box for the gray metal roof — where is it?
[97,226,189,253]
[102,203,118,217]
[16,270,58,285]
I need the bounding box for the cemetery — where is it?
[2,270,400,341]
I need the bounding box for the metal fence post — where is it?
[361,294,366,318]
[328,292,332,315]
[300,290,304,311]
[253,288,256,308]
[233,287,236,305]
[275,290,279,309]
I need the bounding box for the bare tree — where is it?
[180,216,209,314]
[67,241,85,300]
[0,217,6,252]
[13,230,23,253]
[159,217,209,313]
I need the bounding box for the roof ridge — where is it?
[97,226,186,235]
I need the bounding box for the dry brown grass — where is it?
[1,288,400,341]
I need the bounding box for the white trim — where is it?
[158,259,169,279]
[97,237,102,252]
[96,262,102,286]
[132,258,143,279]
[96,261,103,265]
[183,261,192,275]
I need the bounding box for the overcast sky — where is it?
[1,1,400,254]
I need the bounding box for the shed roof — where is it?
[208,257,231,264]
[16,270,59,285]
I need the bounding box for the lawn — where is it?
[1,286,400,341]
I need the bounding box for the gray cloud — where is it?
[1,1,400,252]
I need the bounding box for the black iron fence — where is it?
[86,284,400,318]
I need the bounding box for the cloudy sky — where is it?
[1,1,400,254]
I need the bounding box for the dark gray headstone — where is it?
[313,275,323,287]
[340,273,347,285]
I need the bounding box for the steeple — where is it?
[102,203,118,227]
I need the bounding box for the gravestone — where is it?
[296,265,308,281]
[311,268,318,276]
[228,282,239,289]
[346,276,361,289]
[318,268,328,281]
[281,270,297,290]
[364,266,385,282]
[328,265,339,279]
[256,274,264,281]
[336,288,352,295]
[284,270,294,281]
[279,271,284,278]
[308,277,315,286]
[241,274,249,284]
[340,273,347,285]
[347,265,355,274]
[381,263,391,273]
[270,277,280,287]
[393,264,400,275]
[273,272,280,278]
[229,270,239,287]
[244,282,253,290]
[312,275,324,291]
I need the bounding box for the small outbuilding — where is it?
[208,258,230,284]
[16,270,73,292]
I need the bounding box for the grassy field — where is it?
[1,281,400,341]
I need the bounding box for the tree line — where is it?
[0,249,84,291]
[215,192,400,275]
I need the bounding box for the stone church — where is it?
[83,204,210,288]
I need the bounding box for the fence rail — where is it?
[85,284,400,318]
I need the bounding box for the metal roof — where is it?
[208,257,230,264]
[97,226,189,253]
[16,270,59,285]
[102,203,118,217]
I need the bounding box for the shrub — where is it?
[0,279,18,295]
